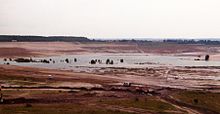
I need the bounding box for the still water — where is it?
[1,53,220,71]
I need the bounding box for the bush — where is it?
[91,60,96,64]
[135,97,139,102]
[25,103,32,108]
[193,99,199,104]
[65,58,69,63]
[205,55,210,61]
[106,59,110,64]
[74,58,77,62]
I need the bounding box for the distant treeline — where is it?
[1,35,220,45]
[0,35,91,42]
[163,39,220,45]
[92,39,153,43]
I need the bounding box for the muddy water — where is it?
[1,53,220,71]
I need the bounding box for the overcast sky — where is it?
[0,0,220,39]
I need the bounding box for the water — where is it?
[1,53,220,71]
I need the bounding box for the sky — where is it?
[0,0,220,39]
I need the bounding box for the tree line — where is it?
[0,35,90,42]
[163,39,220,45]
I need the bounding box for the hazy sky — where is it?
[0,0,220,39]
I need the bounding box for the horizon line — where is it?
[1,34,220,41]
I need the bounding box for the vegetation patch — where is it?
[102,96,177,113]
[171,91,220,113]
[0,104,133,114]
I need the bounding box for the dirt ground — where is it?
[0,64,220,114]
[0,42,139,57]
[0,42,220,58]
[0,42,220,114]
